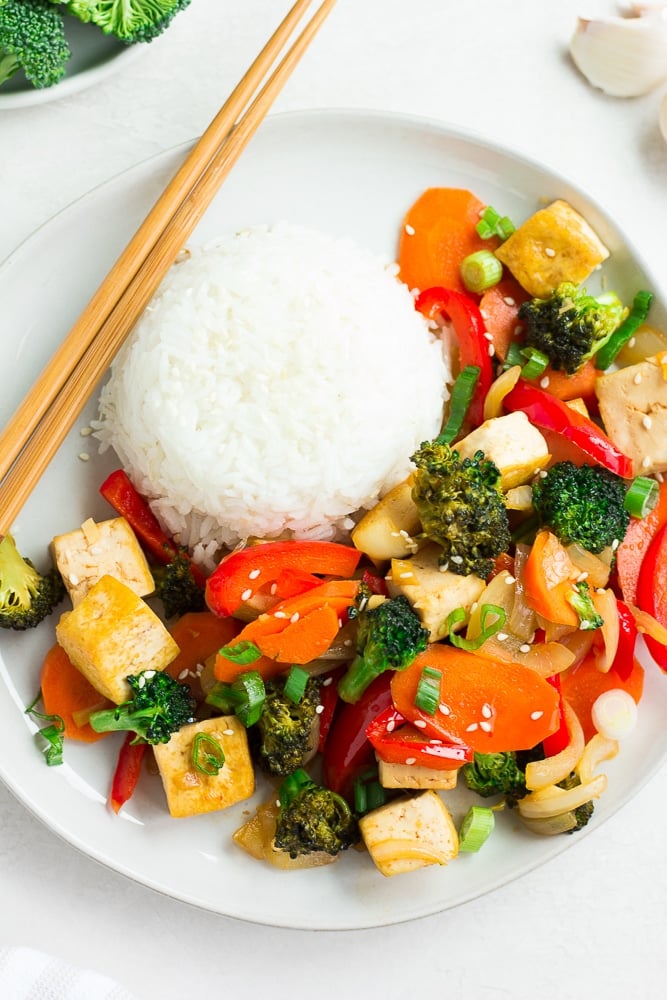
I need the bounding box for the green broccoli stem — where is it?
[337,655,385,704]
[0,49,19,84]
[567,583,604,631]
[89,706,152,737]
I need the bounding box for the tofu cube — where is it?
[378,759,459,791]
[456,412,551,490]
[52,516,155,606]
[595,354,667,477]
[359,790,459,877]
[56,575,179,703]
[153,716,254,818]
[495,199,609,298]
[388,542,486,640]
[351,476,421,564]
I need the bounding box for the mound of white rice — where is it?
[95,223,450,565]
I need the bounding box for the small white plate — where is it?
[0,18,140,110]
[0,109,666,929]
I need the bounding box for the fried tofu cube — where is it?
[52,516,154,606]
[359,790,459,876]
[387,542,486,640]
[55,575,179,703]
[378,759,459,791]
[595,354,667,476]
[495,199,609,298]
[455,412,551,490]
[153,716,254,818]
[351,476,421,564]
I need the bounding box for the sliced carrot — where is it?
[526,359,600,403]
[41,644,112,743]
[251,604,341,663]
[616,479,667,606]
[165,611,242,698]
[479,277,529,360]
[391,644,560,752]
[523,530,579,628]
[398,187,497,295]
[560,650,644,742]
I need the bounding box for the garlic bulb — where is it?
[570,10,667,97]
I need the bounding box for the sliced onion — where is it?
[577,732,620,783]
[592,588,621,673]
[483,364,522,420]
[525,701,585,791]
[509,543,538,640]
[518,773,607,820]
[628,604,667,645]
[557,628,596,667]
[565,543,612,589]
[519,812,579,836]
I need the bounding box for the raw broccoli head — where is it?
[518,281,626,375]
[532,461,630,554]
[89,669,196,744]
[153,550,206,620]
[61,0,191,43]
[254,674,322,778]
[410,442,511,579]
[0,534,65,631]
[0,0,70,88]
[337,594,429,704]
[462,751,527,807]
[274,769,359,859]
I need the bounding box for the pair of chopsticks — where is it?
[0,0,336,541]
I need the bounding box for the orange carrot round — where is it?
[479,277,529,360]
[41,644,112,743]
[165,611,242,698]
[560,651,644,743]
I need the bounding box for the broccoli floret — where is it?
[254,674,322,777]
[410,441,511,579]
[518,282,627,375]
[337,594,429,704]
[462,751,527,807]
[153,550,206,620]
[89,669,196,744]
[567,580,604,631]
[0,0,70,89]
[274,769,359,859]
[559,772,595,834]
[532,461,630,554]
[0,534,65,631]
[60,0,191,43]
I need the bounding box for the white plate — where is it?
[0,18,140,109]
[1,109,666,930]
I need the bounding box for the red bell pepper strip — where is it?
[317,669,344,753]
[541,674,569,757]
[636,522,667,672]
[610,600,638,682]
[109,734,147,814]
[360,569,390,596]
[415,286,494,428]
[205,539,362,618]
[99,469,206,588]
[366,706,472,770]
[502,380,633,478]
[322,674,394,802]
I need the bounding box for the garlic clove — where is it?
[660,89,667,143]
[569,12,667,97]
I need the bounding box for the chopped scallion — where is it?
[217,639,262,666]
[25,691,65,767]
[284,665,310,704]
[192,732,225,775]
[624,476,659,518]
[436,365,480,444]
[414,666,442,715]
[595,290,653,370]
[445,604,507,652]
[460,249,503,294]
[458,805,495,852]
[205,669,266,727]
[503,341,525,370]
[520,346,549,380]
[354,767,387,815]
[476,205,516,241]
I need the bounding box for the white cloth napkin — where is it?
[0,947,137,1000]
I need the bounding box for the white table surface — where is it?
[2,1,667,997]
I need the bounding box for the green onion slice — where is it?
[217,639,262,665]
[354,767,387,815]
[192,732,225,776]
[283,665,310,704]
[520,346,549,380]
[503,341,525,370]
[205,669,266,727]
[279,768,314,809]
[445,604,507,652]
[460,249,503,294]
[624,475,659,518]
[595,289,653,370]
[25,691,65,767]
[436,365,480,445]
[458,805,495,852]
[476,206,516,241]
[414,665,442,715]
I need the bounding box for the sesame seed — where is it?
[505,575,516,585]
[519,643,531,653]
[539,470,548,479]
[248,568,261,580]
[290,612,300,624]
[315,704,325,714]
[405,223,415,235]
[405,757,417,766]
[642,456,652,469]
[484,331,494,342]
[479,721,493,733]
[576,571,589,582]
[481,703,493,718]
[79,426,93,437]
[503,296,516,306]
[439,703,451,715]
[68,573,79,586]
[439,562,450,572]
[274,610,288,619]
[413,719,427,729]
[470,601,478,612]
[223,729,235,736]
[642,415,653,430]
[398,571,413,579]
[628,337,636,348]
[633,373,642,385]
[496,632,508,642]
[514,325,523,337]
[386,719,396,733]
[78,452,90,461]
[466,722,479,732]
[530,710,544,721]
[655,471,664,483]
[178,669,189,680]
[241,588,252,601]
[544,247,556,258]
[488,344,496,357]
[451,555,463,565]
[322,676,333,686]
[270,583,278,595]
[539,376,550,389]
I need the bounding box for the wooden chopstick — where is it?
[0,0,336,540]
